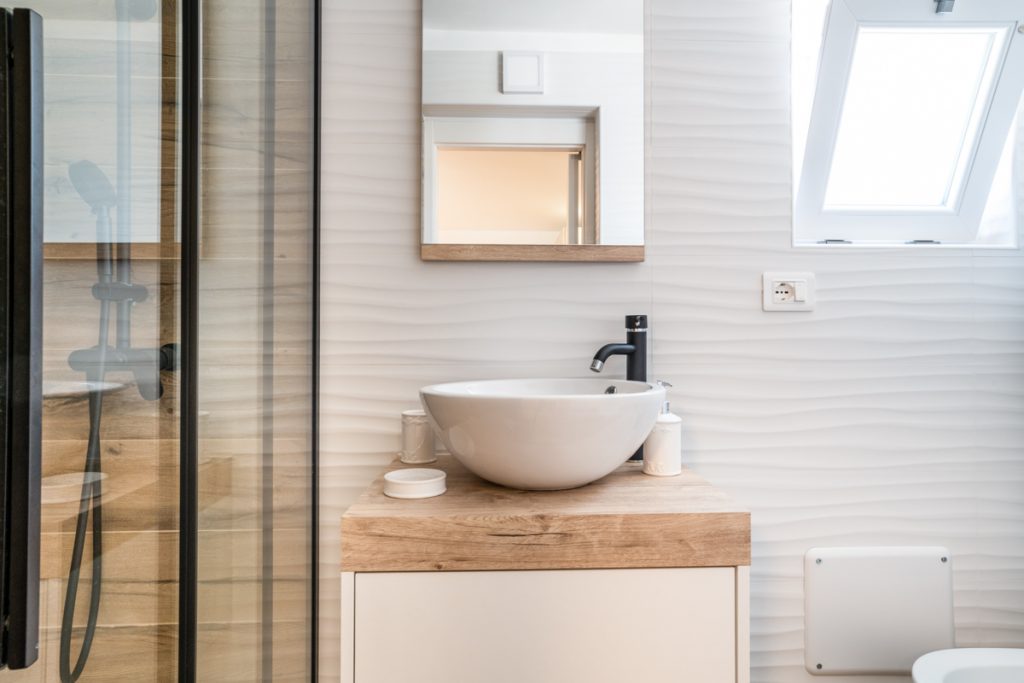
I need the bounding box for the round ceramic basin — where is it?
[420,378,664,490]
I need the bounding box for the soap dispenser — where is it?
[643,381,682,476]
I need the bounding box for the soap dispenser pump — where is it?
[643,381,682,476]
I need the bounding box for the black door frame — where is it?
[177,0,199,677]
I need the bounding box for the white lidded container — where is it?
[383,468,447,499]
[642,382,682,476]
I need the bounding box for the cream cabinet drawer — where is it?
[346,567,739,683]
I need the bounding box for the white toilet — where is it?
[912,648,1024,683]
[803,547,1023,680]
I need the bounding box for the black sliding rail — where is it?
[0,6,43,672]
[178,0,200,680]
[311,0,322,677]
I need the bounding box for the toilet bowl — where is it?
[912,648,1024,683]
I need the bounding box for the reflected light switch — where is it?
[502,51,544,94]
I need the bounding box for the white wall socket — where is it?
[763,272,816,311]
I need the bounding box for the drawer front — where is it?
[353,567,737,683]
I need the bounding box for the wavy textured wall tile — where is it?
[651,0,792,43]
[320,0,1024,681]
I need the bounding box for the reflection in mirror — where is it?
[421,0,644,261]
[436,148,585,245]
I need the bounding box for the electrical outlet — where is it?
[772,281,798,303]
[763,272,815,311]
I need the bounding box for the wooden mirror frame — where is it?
[420,244,644,262]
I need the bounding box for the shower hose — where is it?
[59,259,112,683]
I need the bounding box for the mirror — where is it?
[421,0,645,262]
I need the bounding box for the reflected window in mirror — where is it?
[436,148,586,245]
[793,0,1024,247]
[424,113,597,246]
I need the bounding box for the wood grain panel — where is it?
[342,456,749,572]
[38,624,177,683]
[421,244,645,262]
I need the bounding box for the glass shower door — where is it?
[31,0,183,681]
[194,0,316,680]
[0,0,316,681]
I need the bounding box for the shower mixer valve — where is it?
[91,281,149,303]
[68,276,177,401]
[68,342,179,400]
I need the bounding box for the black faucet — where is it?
[590,314,648,460]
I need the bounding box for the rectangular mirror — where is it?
[421,0,645,262]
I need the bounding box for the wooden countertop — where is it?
[341,455,750,573]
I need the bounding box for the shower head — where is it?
[68,161,116,212]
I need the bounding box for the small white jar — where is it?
[400,409,436,464]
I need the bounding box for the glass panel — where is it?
[31,0,181,681]
[436,147,579,245]
[824,27,1005,210]
[196,0,315,680]
[7,0,314,680]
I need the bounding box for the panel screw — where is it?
[816,663,823,670]
[941,556,948,563]
[815,558,822,565]
[1019,26,1024,34]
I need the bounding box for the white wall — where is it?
[320,1,1024,681]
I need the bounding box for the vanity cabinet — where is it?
[341,457,751,683]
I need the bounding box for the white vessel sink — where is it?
[420,378,665,490]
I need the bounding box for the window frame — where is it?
[794,0,1024,246]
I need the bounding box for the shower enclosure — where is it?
[0,0,318,681]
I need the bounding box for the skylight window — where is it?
[825,28,1004,211]
[793,0,1024,246]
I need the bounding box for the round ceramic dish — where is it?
[383,468,446,499]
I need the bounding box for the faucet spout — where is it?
[589,315,649,460]
[590,343,636,372]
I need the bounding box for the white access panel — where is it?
[353,567,736,683]
[804,546,955,675]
